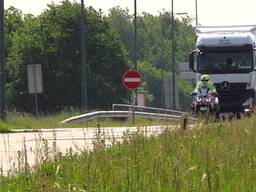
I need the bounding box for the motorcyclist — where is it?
[193,74,217,95]
[192,74,219,114]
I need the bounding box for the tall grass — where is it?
[1,117,256,191]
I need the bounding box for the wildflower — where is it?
[54,182,60,189]
[244,129,250,134]
[55,165,60,175]
[187,166,196,172]
[201,173,207,182]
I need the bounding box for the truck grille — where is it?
[215,83,254,111]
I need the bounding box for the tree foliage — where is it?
[4,2,196,112]
[5,1,129,112]
[108,7,196,109]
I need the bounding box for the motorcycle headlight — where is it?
[243,98,253,107]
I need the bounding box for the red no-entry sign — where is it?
[122,70,142,90]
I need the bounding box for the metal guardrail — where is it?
[60,110,196,124]
[112,104,185,116]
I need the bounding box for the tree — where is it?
[5,1,129,112]
[108,8,196,108]
[108,7,133,59]
[4,2,196,112]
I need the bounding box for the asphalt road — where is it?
[0,126,170,176]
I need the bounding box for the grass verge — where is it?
[0,110,177,132]
[1,116,256,191]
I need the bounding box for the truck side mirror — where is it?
[189,52,195,71]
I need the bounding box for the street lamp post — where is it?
[160,25,165,108]
[134,0,138,106]
[134,0,137,71]
[0,0,5,119]
[171,0,175,110]
[195,0,198,26]
[81,0,88,112]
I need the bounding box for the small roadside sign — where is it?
[27,64,43,94]
[122,70,142,90]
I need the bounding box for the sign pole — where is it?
[132,90,135,125]
[34,93,39,116]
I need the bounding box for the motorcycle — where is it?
[191,88,219,118]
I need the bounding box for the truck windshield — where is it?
[198,51,253,74]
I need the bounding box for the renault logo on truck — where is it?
[221,81,231,91]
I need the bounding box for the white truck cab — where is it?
[189,25,256,114]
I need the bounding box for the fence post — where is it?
[180,113,188,131]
